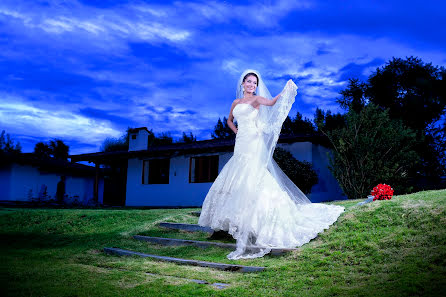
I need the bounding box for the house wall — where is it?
[125,152,232,207]
[4,163,103,204]
[125,141,346,207]
[0,165,12,200]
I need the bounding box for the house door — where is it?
[103,161,127,206]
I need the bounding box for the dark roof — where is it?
[0,151,100,175]
[128,127,150,133]
[69,133,329,164]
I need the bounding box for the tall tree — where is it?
[339,56,446,175]
[34,139,69,160]
[367,57,445,132]
[179,132,197,143]
[281,112,316,135]
[337,78,368,113]
[49,139,69,160]
[211,117,235,139]
[0,130,22,153]
[34,142,52,158]
[314,108,345,132]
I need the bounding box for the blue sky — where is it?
[1,0,445,155]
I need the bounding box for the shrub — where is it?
[273,147,319,194]
[326,103,418,199]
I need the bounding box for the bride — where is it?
[198,69,345,260]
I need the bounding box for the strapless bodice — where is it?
[232,103,262,158]
[233,103,259,127]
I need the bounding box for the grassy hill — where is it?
[1,189,445,296]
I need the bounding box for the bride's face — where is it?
[243,75,258,94]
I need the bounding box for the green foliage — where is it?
[326,104,418,199]
[0,130,22,153]
[211,117,235,139]
[34,139,69,160]
[273,147,319,194]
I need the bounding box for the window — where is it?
[189,155,219,183]
[142,159,170,184]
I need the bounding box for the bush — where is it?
[326,103,418,199]
[273,147,319,194]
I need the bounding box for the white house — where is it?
[0,152,104,205]
[70,127,346,207]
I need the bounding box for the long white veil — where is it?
[236,69,311,205]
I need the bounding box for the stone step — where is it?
[158,222,213,234]
[133,235,297,255]
[103,247,266,273]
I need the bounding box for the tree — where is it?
[314,108,345,132]
[34,139,69,160]
[325,104,418,199]
[153,132,173,146]
[100,128,130,152]
[281,112,316,135]
[34,142,52,158]
[338,56,446,176]
[179,132,197,143]
[0,130,22,153]
[273,147,319,194]
[49,139,69,160]
[367,57,445,132]
[337,78,367,113]
[211,117,235,139]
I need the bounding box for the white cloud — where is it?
[0,1,191,52]
[0,94,121,148]
[180,0,314,28]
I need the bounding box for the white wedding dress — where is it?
[198,80,345,260]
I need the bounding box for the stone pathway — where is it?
[104,247,266,272]
[103,212,298,280]
[158,222,213,233]
[134,234,297,255]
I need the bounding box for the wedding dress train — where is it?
[198,82,345,260]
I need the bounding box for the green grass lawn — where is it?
[1,189,445,296]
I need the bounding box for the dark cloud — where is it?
[338,58,386,82]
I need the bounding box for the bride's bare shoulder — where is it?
[233,99,241,105]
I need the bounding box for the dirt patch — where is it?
[400,199,429,209]
[70,263,111,274]
[119,213,182,237]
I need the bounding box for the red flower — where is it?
[371,183,394,201]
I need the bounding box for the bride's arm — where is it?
[227,99,240,134]
[256,93,282,106]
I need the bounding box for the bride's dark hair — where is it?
[243,72,259,84]
[242,72,259,95]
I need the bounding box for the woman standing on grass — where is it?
[198,69,344,259]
